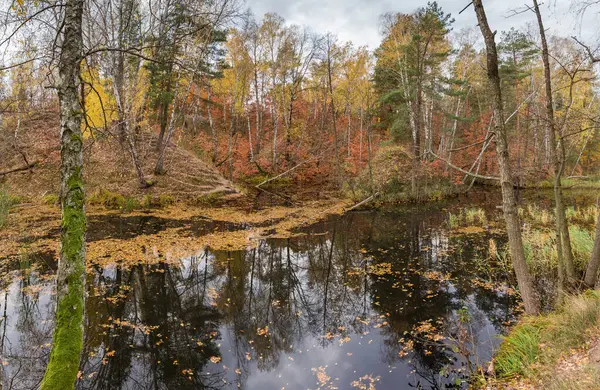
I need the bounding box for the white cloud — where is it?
[246,0,599,49]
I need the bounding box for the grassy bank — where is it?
[482,290,600,389]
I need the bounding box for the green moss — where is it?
[40,171,86,390]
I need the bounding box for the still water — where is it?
[2,191,557,390]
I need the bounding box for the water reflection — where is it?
[0,205,519,389]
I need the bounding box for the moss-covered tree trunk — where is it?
[473,0,540,315]
[40,0,86,387]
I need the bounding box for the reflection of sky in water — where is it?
[0,204,521,389]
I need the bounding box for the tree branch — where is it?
[572,36,600,63]
[429,150,499,181]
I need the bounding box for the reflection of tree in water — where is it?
[346,209,517,389]
[79,259,225,390]
[1,204,521,389]
[0,260,55,390]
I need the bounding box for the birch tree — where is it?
[40,0,87,386]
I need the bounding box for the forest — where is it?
[2,0,600,388]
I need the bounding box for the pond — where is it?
[0,189,595,389]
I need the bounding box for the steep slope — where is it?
[0,111,236,200]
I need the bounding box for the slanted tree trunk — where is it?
[473,0,540,315]
[532,0,575,283]
[40,0,86,387]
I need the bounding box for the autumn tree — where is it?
[375,2,453,196]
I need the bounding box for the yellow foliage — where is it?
[81,68,117,137]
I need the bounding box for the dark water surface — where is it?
[2,189,595,389]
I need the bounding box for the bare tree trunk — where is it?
[124,121,149,187]
[40,0,86,387]
[359,106,363,162]
[533,0,575,282]
[585,212,600,287]
[247,115,254,162]
[367,114,374,195]
[326,36,341,187]
[155,73,183,175]
[271,71,279,171]
[473,0,540,315]
[228,114,235,180]
[252,47,262,156]
[156,84,170,152]
[446,94,462,163]
[346,104,351,158]
[207,88,218,163]
[113,54,148,187]
[412,78,423,197]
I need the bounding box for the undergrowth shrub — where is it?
[42,193,59,205]
[351,145,458,203]
[0,186,22,228]
[194,192,225,207]
[88,189,174,212]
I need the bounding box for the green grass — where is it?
[535,177,600,189]
[520,225,594,273]
[494,290,600,385]
[570,225,595,269]
[495,320,545,377]
[566,205,599,225]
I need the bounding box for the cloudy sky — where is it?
[245,0,599,49]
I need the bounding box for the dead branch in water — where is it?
[344,193,379,212]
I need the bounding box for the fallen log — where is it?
[0,161,38,176]
[344,192,379,212]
